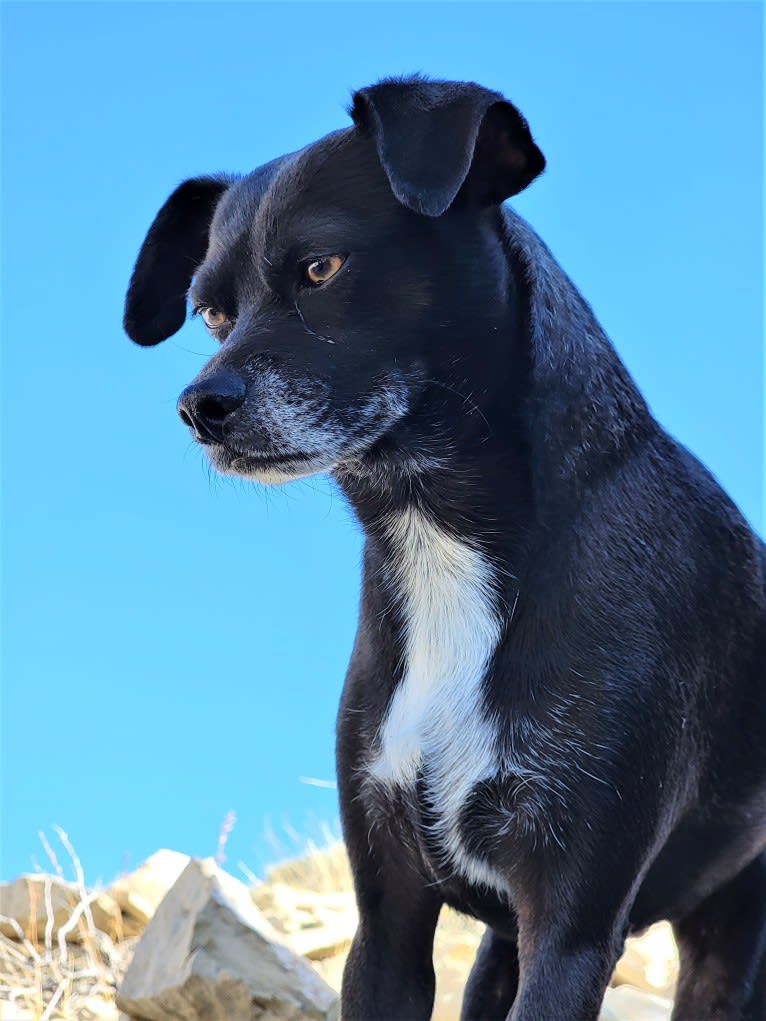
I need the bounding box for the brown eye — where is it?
[201,307,227,329]
[304,254,345,286]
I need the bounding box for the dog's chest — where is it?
[367,508,509,888]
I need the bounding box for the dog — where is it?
[123,77,766,1021]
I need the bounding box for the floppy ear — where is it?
[124,175,232,346]
[350,77,545,217]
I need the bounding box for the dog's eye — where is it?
[303,255,345,287]
[200,307,228,330]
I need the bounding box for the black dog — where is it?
[124,78,766,1021]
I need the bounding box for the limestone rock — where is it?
[107,849,190,937]
[600,984,673,1020]
[116,858,338,1021]
[0,873,122,942]
[613,921,678,997]
[251,882,357,960]
[431,910,484,1021]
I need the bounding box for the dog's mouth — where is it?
[230,449,321,469]
[206,441,336,484]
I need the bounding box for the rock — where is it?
[251,882,357,960]
[600,984,673,1020]
[431,910,484,1021]
[0,873,122,942]
[116,858,338,1021]
[107,849,190,937]
[612,921,678,997]
[285,916,356,961]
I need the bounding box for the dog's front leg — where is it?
[337,720,442,1018]
[339,797,442,1021]
[510,940,621,1021]
[507,908,628,1021]
[342,884,442,1021]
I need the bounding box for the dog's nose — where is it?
[177,372,247,443]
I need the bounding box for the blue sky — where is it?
[2,2,763,885]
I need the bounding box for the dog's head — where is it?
[124,77,545,485]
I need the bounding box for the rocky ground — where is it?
[0,836,677,1020]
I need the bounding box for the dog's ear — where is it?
[350,78,545,217]
[124,176,232,346]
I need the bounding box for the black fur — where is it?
[124,78,766,1020]
[125,175,233,345]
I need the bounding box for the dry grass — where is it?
[261,839,353,894]
[0,828,132,1021]
[0,826,352,1020]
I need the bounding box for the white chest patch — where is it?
[368,507,508,891]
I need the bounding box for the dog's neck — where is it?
[336,425,530,580]
[335,206,653,602]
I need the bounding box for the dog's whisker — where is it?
[421,377,494,436]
